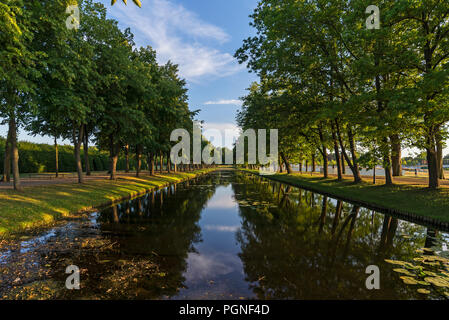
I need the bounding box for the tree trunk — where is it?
[136,144,142,177]
[167,152,171,173]
[312,154,316,172]
[280,152,292,174]
[110,154,118,180]
[149,152,155,175]
[125,144,130,173]
[108,134,120,180]
[382,138,393,186]
[335,120,361,183]
[436,133,445,179]
[83,125,91,176]
[347,128,362,183]
[9,116,22,191]
[341,153,346,174]
[160,152,163,173]
[73,124,84,184]
[318,127,328,178]
[426,139,439,189]
[1,129,12,182]
[54,136,59,178]
[322,148,328,178]
[331,123,342,181]
[390,134,402,176]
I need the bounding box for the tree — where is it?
[235,0,449,189]
[0,0,39,191]
[391,0,449,188]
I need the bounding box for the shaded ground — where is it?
[0,171,170,189]
[293,171,449,187]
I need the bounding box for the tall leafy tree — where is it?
[0,0,40,190]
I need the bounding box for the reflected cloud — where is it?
[206,190,237,209]
[204,225,240,232]
[184,252,242,282]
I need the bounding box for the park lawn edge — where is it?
[243,169,449,230]
[0,169,216,238]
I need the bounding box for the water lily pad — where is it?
[394,268,414,276]
[385,259,407,266]
[401,277,419,285]
[424,277,449,288]
[422,261,440,267]
[417,289,430,294]
[423,271,438,277]
[404,263,420,270]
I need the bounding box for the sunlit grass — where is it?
[245,170,449,223]
[0,170,214,237]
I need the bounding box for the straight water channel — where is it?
[0,170,448,299]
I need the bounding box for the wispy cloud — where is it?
[107,0,243,82]
[201,122,241,149]
[204,99,243,106]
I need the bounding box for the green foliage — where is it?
[236,0,449,187]
[0,0,199,185]
[0,136,130,173]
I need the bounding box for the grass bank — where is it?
[245,170,449,227]
[0,169,215,237]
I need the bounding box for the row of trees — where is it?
[0,0,200,191]
[235,0,449,189]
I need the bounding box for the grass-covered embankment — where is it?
[245,170,449,227]
[0,169,214,237]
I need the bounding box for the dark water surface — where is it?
[1,170,448,300]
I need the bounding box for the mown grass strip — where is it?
[0,169,215,237]
[244,170,449,226]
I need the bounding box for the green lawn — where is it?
[245,170,449,225]
[0,169,214,237]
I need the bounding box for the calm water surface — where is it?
[1,170,448,300]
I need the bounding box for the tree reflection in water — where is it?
[233,172,448,300]
[1,171,447,300]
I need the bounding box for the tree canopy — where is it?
[235,0,449,189]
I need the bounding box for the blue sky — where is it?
[0,0,259,149]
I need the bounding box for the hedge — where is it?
[0,136,137,174]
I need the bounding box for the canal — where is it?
[1,170,448,299]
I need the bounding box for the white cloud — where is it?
[107,0,243,82]
[202,122,241,149]
[204,99,243,106]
